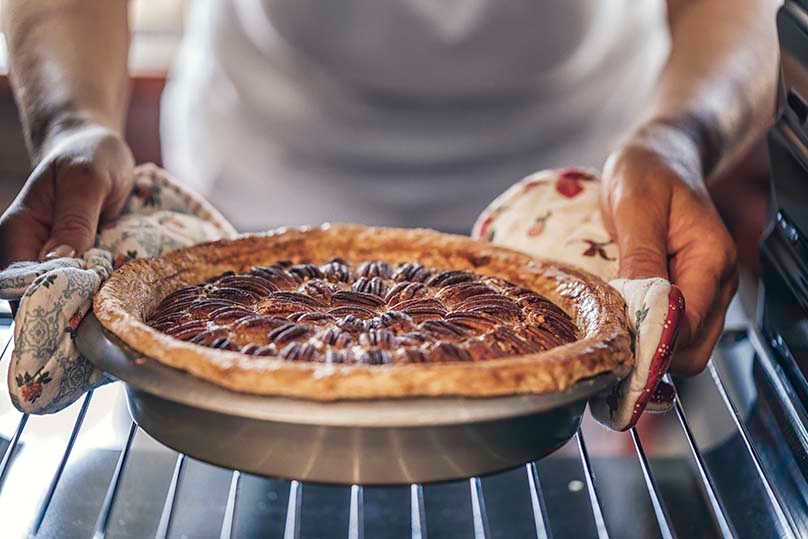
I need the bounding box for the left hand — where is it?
[601,121,738,375]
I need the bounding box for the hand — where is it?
[0,123,134,267]
[601,122,738,375]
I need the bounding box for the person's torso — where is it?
[161,0,669,231]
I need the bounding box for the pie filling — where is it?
[146,259,579,365]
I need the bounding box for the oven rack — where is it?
[0,305,805,538]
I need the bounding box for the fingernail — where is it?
[40,244,76,261]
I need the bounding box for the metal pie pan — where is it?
[77,313,621,485]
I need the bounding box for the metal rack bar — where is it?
[0,314,20,494]
[668,378,735,539]
[30,391,94,536]
[283,480,302,539]
[220,470,241,539]
[410,484,427,539]
[629,428,676,539]
[154,453,186,539]
[469,477,490,539]
[92,421,138,539]
[0,413,27,491]
[348,484,364,539]
[707,361,796,538]
[575,430,609,539]
[526,462,551,539]
[747,327,808,452]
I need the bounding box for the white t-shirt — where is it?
[161,0,669,232]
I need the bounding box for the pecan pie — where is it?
[93,225,632,399]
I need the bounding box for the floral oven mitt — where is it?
[473,168,684,431]
[0,164,237,414]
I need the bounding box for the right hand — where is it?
[0,123,134,268]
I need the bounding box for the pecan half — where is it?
[253,344,278,356]
[435,282,495,306]
[420,320,468,339]
[234,316,288,331]
[251,265,298,290]
[335,314,369,332]
[444,311,500,332]
[209,305,255,323]
[389,297,446,313]
[289,263,324,281]
[325,349,348,364]
[359,329,397,349]
[165,320,208,340]
[318,327,355,348]
[259,292,325,315]
[357,260,393,279]
[160,285,201,304]
[397,332,436,346]
[394,262,431,283]
[267,323,309,344]
[455,295,521,318]
[239,343,261,355]
[384,282,427,305]
[368,310,413,332]
[485,326,536,355]
[320,260,351,282]
[522,300,577,341]
[188,328,229,346]
[210,337,237,350]
[188,299,241,316]
[207,286,260,305]
[428,342,472,362]
[302,280,339,302]
[329,305,377,320]
[520,325,566,350]
[288,312,336,325]
[331,290,385,309]
[270,291,326,309]
[359,349,393,365]
[352,276,387,297]
[148,310,190,329]
[217,275,276,296]
[280,342,319,361]
[464,338,503,361]
[404,308,446,323]
[426,270,475,287]
[157,294,198,313]
[395,348,429,363]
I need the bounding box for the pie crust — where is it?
[93,225,632,399]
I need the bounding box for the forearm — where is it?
[4,0,130,161]
[647,0,779,180]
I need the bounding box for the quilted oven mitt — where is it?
[473,168,685,431]
[0,164,237,414]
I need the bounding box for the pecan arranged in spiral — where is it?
[146,259,579,365]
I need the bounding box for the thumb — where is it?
[607,191,670,280]
[40,173,108,260]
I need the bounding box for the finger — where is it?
[0,176,54,266]
[98,147,135,222]
[0,208,50,267]
[608,189,671,280]
[668,227,736,346]
[670,270,737,375]
[41,170,108,259]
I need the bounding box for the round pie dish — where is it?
[93,224,633,401]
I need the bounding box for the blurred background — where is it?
[0,0,182,213]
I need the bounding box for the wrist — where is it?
[27,108,120,164]
[613,119,705,189]
[641,112,725,178]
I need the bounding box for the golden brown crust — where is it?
[93,224,632,399]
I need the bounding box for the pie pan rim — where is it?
[92,224,633,400]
